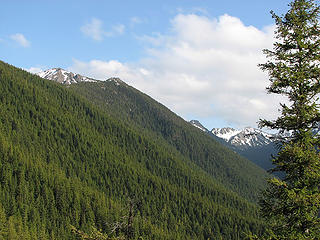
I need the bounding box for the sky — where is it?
[1,0,293,130]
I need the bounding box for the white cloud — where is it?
[177,7,209,16]
[25,67,43,74]
[130,17,143,27]
[137,32,167,47]
[10,33,30,47]
[81,18,125,41]
[69,59,134,80]
[72,14,283,128]
[112,24,125,35]
[81,18,104,41]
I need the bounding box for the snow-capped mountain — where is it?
[211,127,241,141]
[37,68,127,87]
[211,126,278,171]
[190,120,208,132]
[189,120,275,149]
[190,120,278,171]
[37,68,96,85]
[211,127,275,149]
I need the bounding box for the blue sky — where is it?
[1,0,292,129]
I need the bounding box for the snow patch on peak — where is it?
[190,120,208,132]
[211,127,275,149]
[211,127,241,141]
[37,68,97,85]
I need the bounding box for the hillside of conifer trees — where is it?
[0,61,267,239]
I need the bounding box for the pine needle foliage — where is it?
[258,0,320,239]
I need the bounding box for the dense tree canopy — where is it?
[0,61,268,239]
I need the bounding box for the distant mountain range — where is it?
[211,127,274,149]
[190,120,278,171]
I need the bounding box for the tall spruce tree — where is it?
[258,0,320,239]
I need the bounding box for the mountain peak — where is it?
[190,120,208,132]
[211,127,241,141]
[107,77,124,86]
[37,68,97,85]
[211,126,274,149]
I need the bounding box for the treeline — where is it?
[0,61,265,239]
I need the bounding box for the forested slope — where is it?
[0,61,265,239]
[70,80,269,201]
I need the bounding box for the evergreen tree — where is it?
[7,217,18,240]
[258,0,320,239]
[0,204,7,239]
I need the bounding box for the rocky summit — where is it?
[37,68,96,85]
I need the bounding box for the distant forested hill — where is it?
[0,61,266,239]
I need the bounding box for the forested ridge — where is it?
[0,61,266,239]
[70,80,269,202]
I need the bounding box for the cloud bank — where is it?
[72,14,282,128]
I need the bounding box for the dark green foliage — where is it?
[258,0,320,239]
[69,79,268,202]
[0,61,266,239]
